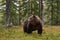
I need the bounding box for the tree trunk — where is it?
[29,0,32,15]
[19,1,21,25]
[51,0,54,25]
[56,0,59,25]
[6,0,11,27]
[39,0,43,20]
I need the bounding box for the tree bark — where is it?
[18,1,21,25]
[51,0,54,25]
[6,0,11,27]
[39,0,43,20]
[56,0,59,25]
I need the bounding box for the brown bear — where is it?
[23,15,43,34]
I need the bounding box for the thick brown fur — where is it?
[23,15,43,34]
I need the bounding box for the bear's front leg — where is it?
[27,25,32,34]
[37,25,43,35]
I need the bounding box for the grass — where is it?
[0,25,60,40]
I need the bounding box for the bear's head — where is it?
[28,15,38,26]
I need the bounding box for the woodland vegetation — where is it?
[0,0,60,40]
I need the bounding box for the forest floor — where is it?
[0,25,60,40]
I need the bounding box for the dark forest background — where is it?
[0,0,60,27]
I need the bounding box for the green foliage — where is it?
[0,0,19,25]
[44,0,60,25]
[0,0,60,25]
